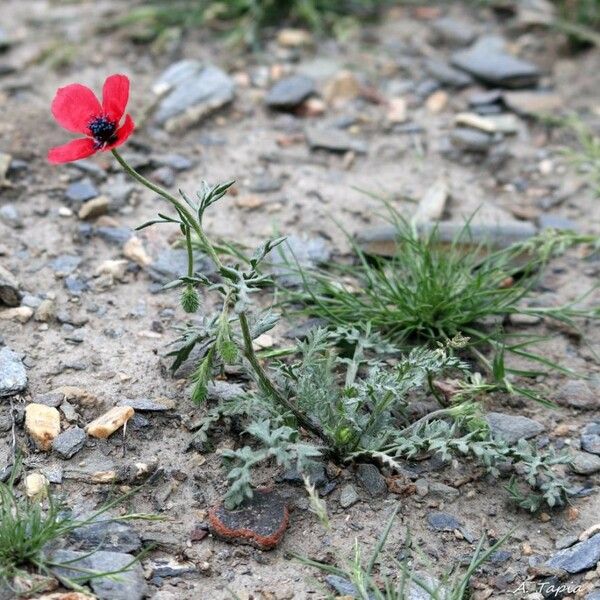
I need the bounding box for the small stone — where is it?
[356,463,387,497]
[570,451,600,475]
[95,259,128,282]
[0,264,21,306]
[538,214,577,231]
[25,403,61,451]
[387,97,407,123]
[123,237,152,267]
[116,397,176,411]
[235,195,264,210]
[269,234,331,286]
[486,412,544,444]
[50,255,82,276]
[276,28,313,47]
[25,472,49,498]
[425,90,448,113]
[52,426,87,459]
[339,483,359,508]
[0,347,27,397]
[426,60,473,88]
[414,178,448,222]
[555,380,596,410]
[305,126,367,154]
[70,521,141,554]
[451,36,540,88]
[450,127,494,152]
[208,488,288,550]
[502,91,563,116]
[427,511,462,531]
[0,204,22,228]
[266,75,315,109]
[428,481,459,501]
[78,195,110,220]
[0,305,33,323]
[65,179,98,203]
[324,70,361,105]
[247,174,282,193]
[33,392,64,407]
[149,558,196,578]
[34,299,56,323]
[509,313,542,326]
[455,112,519,134]
[581,423,600,455]
[86,406,134,439]
[154,62,235,132]
[546,533,600,574]
[147,248,213,284]
[431,17,476,45]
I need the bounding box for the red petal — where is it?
[102,74,130,123]
[51,84,102,134]
[47,138,96,164]
[105,114,135,151]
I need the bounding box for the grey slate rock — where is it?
[117,397,176,411]
[33,392,63,407]
[546,533,600,574]
[356,463,387,497]
[570,451,600,475]
[52,427,87,459]
[339,483,360,508]
[154,62,235,130]
[269,234,332,286]
[581,422,600,455]
[0,204,22,228]
[427,511,462,531]
[95,226,133,245]
[50,255,82,276]
[70,520,142,554]
[147,248,215,284]
[266,75,315,108]
[451,36,540,88]
[486,412,544,444]
[0,264,21,306]
[65,178,98,203]
[555,380,596,410]
[450,127,495,152]
[0,346,27,397]
[305,126,368,154]
[425,60,473,88]
[431,17,476,46]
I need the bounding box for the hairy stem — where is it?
[238,311,333,445]
[111,148,223,270]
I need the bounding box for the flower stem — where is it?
[111,148,223,270]
[238,311,332,446]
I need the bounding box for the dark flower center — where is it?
[88,116,117,147]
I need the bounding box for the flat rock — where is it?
[49,255,82,276]
[546,533,600,574]
[117,397,176,411]
[426,60,473,88]
[339,483,360,508]
[86,406,134,439]
[52,426,87,459]
[305,126,368,154]
[356,463,387,497]
[208,488,289,550]
[570,451,600,475]
[269,234,331,286]
[78,195,110,220]
[147,248,214,284]
[555,380,596,410]
[266,75,315,108]
[431,16,476,45]
[0,346,27,397]
[70,520,142,554]
[427,511,462,531]
[451,36,540,88]
[450,127,495,152]
[0,264,21,306]
[486,412,544,444]
[502,91,563,116]
[581,423,600,455]
[65,178,98,203]
[154,61,235,132]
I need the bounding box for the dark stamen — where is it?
[88,116,117,148]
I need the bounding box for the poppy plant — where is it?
[48,74,134,164]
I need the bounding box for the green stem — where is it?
[184,225,194,278]
[111,148,223,270]
[238,311,332,446]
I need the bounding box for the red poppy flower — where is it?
[48,74,135,164]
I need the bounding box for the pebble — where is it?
[25,472,49,498]
[451,36,540,88]
[414,178,448,222]
[149,558,196,578]
[570,451,600,475]
[426,511,462,531]
[208,488,289,550]
[86,406,134,439]
[356,463,387,497]
[305,126,367,154]
[33,392,63,407]
[276,28,313,48]
[555,380,596,410]
[154,61,235,132]
[25,403,61,451]
[502,91,563,116]
[486,412,544,444]
[34,299,56,322]
[581,423,600,455]
[0,203,23,228]
[426,59,473,88]
[50,255,82,276]
[266,75,315,109]
[269,234,331,286]
[52,426,87,459]
[450,127,495,152]
[0,346,27,397]
[148,248,213,284]
[78,195,111,220]
[123,237,152,267]
[95,226,133,245]
[431,16,476,46]
[387,97,407,123]
[323,70,361,104]
[546,533,600,574]
[95,259,128,282]
[428,481,460,501]
[65,178,98,203]
[339,483,360,508]
[538,214,577,231]
[455,112,519,134]
[0,264,21,306]
[0,305,33,323]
